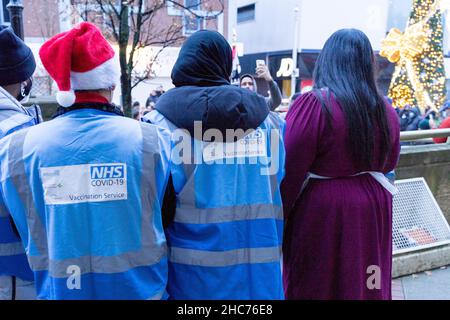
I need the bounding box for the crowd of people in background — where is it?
[131,35,450,146]
[132,86,166,120]
[135,54,450,146]
[134,63,284,121]
[389,101,450,144]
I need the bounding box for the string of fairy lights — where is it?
[381,0,447,112]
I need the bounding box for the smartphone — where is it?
[256,60,266,68]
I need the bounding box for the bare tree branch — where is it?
[166,0,224,19]
[90,0,118,41]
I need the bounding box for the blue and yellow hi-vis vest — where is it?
[0,87,36,282]
[144,110,286,300]
[0,109,172,300]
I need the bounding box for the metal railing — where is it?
[400,128,450,143]
[393,178,450,255]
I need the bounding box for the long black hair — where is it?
[313,28,391,170]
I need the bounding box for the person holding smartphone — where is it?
[240,60,282,111]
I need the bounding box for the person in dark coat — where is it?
[399,105,421,131]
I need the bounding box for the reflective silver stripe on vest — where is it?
[0,242,25,256]
[267,113,283,200]
[174,204,283,224]
[170,246,282,267]
[8,129,49,262]
[138,122,168,262]
[10,124,167,278]
[269,162,279,200]
[28,248,166,278]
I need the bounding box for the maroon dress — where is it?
[281,92,400,300]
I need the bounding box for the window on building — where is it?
[181,0,204,36]
[168,0,201,15]
[0,0,11,25]
[237,4,255,24]
[183,13,204,35]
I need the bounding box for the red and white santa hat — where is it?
[39,22,119,107]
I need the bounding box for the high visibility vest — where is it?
[0,109,172,300]
[144,110,286,299]
[0,88,36,282]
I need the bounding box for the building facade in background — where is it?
[4,0,450,103]
[227,0,450,99]
[0,0,228,106]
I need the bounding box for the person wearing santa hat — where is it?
[0,22,172,300]
[0,25,41,300]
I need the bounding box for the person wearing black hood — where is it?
[143,30,285,300]
[0,26,40,300]
[240,63,283,111]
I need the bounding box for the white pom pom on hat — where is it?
[56,90,76,107]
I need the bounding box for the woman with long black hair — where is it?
[281,29,400,300]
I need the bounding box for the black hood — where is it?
[156,85,269,139]
[171,30,232,87]
[159,30,270,139]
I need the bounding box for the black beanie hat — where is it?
[0,26,36,86]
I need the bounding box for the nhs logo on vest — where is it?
[41,163,128,205]
[90,164,125,180]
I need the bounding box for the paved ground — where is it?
[392,265,450,300]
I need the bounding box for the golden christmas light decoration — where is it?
[380,0,446,112]
[391,84,415,107]
[380,23,428,63]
